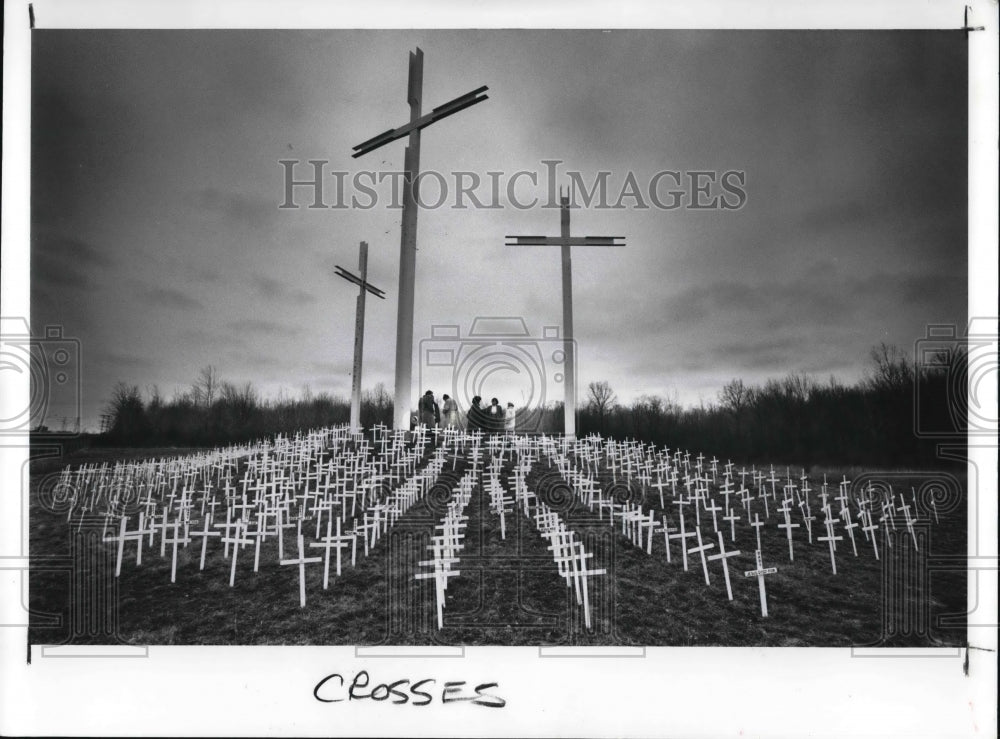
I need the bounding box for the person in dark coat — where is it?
[486,397,505,433]
[467,395,486,432]
[419,390,437,428]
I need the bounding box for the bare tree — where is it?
[587,381,617,430]
[220,380,259,422]
[718,378,749,417]
[866,342,913,392]
[145,384,163,411]
[103,381,146,439]
[632,393,663,414]
[196,365,220,408]
[719,378,753,442]
[362,382,394,426]
[781,373,815,403]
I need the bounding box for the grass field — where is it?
[27,440,967,647]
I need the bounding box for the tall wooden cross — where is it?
[352,47,489,431]
[506,189,625,438]
[335,241,385,432]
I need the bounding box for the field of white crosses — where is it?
[29,425,967,646]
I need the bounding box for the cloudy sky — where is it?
[30,29,967,430]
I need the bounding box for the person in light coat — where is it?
[441,394,460,428]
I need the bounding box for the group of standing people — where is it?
[416,390,515,433]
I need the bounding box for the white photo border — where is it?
[2,1,996,737]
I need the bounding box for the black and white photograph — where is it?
[2,1,996,736]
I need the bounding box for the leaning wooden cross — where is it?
[188,511,220,570]
[706,531,741,601]
[280,533,323,608]
[415,558,461,630]
[670,498,695,571]
[817,520,843,575]
[221,518,251,587]
[107,514,148,577]
[777,505,799,562]
[164,518,191,584]
[687,526,716,585]
[309,516,352,588]
[573,541,606,629]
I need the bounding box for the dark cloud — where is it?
[98,352,154,370]
[193,187,277,231]
[187,266,222,284]
[253,275,316,305]
[225,318,298,335]
[31,39,143,229]
[899,272,966,307]
[309,360,350,374]
[32,233,112,290]
[145,287,204,310]
[220,352,289,373]
[796,197,886,234]
[180,327,245,348]
[588,275,862,342]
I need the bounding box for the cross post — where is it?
[335,240,385,432]
[687,526,715,585]
[506,190,625,439]
[351,47,488,431]
[743,549,778,617]
[707,531,740,600]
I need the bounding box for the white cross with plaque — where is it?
[743,549,778,617]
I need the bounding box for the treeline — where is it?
[101,343,966,467]
[100,366,393,447]
[577,343,967,468]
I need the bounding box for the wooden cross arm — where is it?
[281,556,323,566]
[309,540,350,549]
[415,570,461,580]
[708,550,741,560]
[505,235,626,247]
[334,266,386,298]
[352,85,489,158]
[687,544,715,554]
